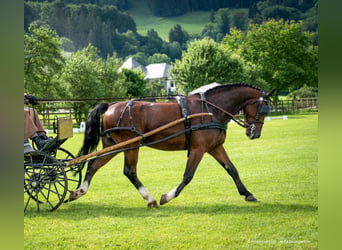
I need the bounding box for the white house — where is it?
[120,57,176,94]
[144,63,176,93]
[118,57,146,72]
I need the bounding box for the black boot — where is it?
[32,136,53,150]
[39,134,53,140]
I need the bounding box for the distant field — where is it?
[128,1,249,41]
[24,114,318,249]
[128,0,210,40]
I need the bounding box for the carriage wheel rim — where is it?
[24,152,68,212]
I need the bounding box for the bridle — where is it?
[201,92,270,130]
[241,92,270,135]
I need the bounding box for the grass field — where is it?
[128,0,211,40]
[24,114,318,249]
[128,0,250,41]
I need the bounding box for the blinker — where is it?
[258,104,270,115]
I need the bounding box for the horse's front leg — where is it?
[68,153,115,202]
[160,149,204,205]
[209,145,257,202]
[123,149,158,208]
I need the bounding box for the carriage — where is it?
[24,117,84,212]
[24,83,274,212]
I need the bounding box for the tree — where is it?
[60,45,126,122]
[146,81,165,96]
[169,24,189,45]
[217,8,230,35]
[24,2,39,32]
[248,3,263,24]
[170,38,248,94]
[60,44,104,123]
[24,24,65,98]
[144,29,164,56]
[60,37,76,52]
[48,0,66,36]
[248,2,260,19]
[166,41,182,60]
[222,19,318,97]
[200,8,231,42]
[147,53,171,64]
[200,23,220,41]
[262,5,301,21]
[209,9,215,23]
[120,69,147,97]
[131,52,148,66]
[232,11,249,31]
[99,53,126,98]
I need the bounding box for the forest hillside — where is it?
[24,0,317,60]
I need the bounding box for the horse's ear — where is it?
[266,88,276,98]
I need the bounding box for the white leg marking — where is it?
[166,187,178,202]
[79,180,89,194]
[138,186,155,203]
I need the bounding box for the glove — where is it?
[24,94,38,105]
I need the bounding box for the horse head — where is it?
[243,89,274,139]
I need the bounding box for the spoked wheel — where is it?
[50,147,84,192]
[24,152,68,212]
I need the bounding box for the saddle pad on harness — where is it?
[175,96,191,153]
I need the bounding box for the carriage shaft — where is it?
[66,113,212,166]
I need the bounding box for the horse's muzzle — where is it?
[246,124,261,139]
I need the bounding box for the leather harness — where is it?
[101,95,227,157]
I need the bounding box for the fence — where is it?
[35,97,318,128]
[269,98,318,113]
[36,97,120,129]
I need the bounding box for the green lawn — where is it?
[24,114,318,249]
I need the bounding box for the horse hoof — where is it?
[245,194,257,202]
[64,197,76,203]
[66,191,76,202]
[160,194,168,205]
[148,200,159,208]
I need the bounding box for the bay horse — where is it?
[68,82,274,207]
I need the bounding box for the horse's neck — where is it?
[207,87,259,121]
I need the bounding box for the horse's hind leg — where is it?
[123,149,158,208]
[160,149,204,205]
[68,153,116,201]
[209,145,257,202]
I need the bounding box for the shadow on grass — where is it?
[24,201,317,220]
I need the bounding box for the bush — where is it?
[289,85,318,99]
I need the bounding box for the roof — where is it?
[118,58,171,81]
[144,63,170,80]
[119,57,146,72]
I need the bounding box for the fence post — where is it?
[47,109,50,127]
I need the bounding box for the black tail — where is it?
[78,102,109,157]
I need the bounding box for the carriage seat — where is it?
[39,118,73,153]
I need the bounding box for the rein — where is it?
[202,99,251,128]
[200,92,270,129]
